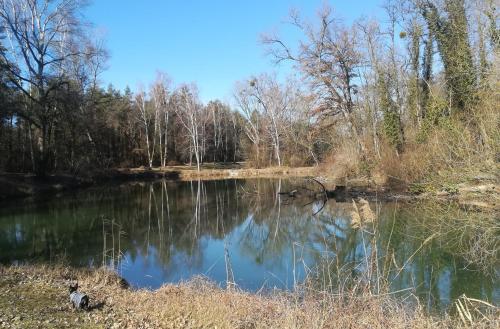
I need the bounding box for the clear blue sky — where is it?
[85,1,385,103]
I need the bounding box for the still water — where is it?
[0,179,498,313]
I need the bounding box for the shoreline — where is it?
[0,165,320,201]
[104,165,321,181]
[1,264,496,328]
[0,166,497,210]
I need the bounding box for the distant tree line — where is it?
[0,0,246,175]
[0,0,498,180]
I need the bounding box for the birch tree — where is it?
[151,73,171,167]
[176,84,203,171]
[0,0,98,175]
[207,100,224,162]
[250,75,291,167]
[236,75,293,167]
[135,89,155,168]
[234,80,262,166]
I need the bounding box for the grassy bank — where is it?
[0,265,497,329]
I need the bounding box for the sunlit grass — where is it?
[1,264,497,329]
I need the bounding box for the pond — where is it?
[0,178,498,313]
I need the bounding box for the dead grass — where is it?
[0,265,497,329]
[123,164,319,181]
[318,142,363,181]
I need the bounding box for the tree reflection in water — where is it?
[0,178,497,312]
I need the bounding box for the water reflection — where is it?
[0,179,497,313]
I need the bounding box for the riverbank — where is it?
[0,165,317,201]
[0,164,498,210]
[1,265,497,329]
[0,173,93,200]
[112,164,320,181]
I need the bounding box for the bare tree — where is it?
[358,19,383,158]
[229,111,242,163]
[0,0,98,175]
[151,72,171,167]
[207,100,225,162]
[263,5,367,154]
[65,39,108,168]
[283,88,321,165]
[175,84,203,171]
[234,81,263,166]
[135,88,155,168]
[235,74,297,167]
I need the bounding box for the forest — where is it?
[0,0,498,187]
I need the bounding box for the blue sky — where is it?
[85,1,385,103]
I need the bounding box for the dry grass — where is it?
[318,141,363,181]
[0,263,498,329]
[124,164,319,181]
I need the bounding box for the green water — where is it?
[0,178,497,313]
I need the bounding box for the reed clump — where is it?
[400,201,499,272]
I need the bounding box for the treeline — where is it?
[0,0,498,182]
[0,0,246,175]
[0,79,245,173]
[132,80,244,170]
